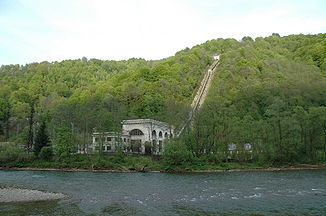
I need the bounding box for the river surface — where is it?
[0,170,325,216]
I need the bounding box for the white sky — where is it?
[0,0,325,65]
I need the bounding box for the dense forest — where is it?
[186,33,326,164]
[0,33,325,168]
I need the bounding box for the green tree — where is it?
[53,126,76,157]
[0,97,11,140]
[34,121,49,156]
[0,86,12,140]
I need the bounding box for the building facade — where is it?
[91,119,175,155]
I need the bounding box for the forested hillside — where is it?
[0,33,325,165]
[185,33,326,164]
[0,46,212,152]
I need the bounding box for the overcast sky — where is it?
[0,0,325,65]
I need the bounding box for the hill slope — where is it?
[0,33,325,163]
[186,33,326,163]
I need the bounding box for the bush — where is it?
[39,146,54,161]
[110,152,126,164]
[0,135,5,142]
[163,140,194,165]
[200,152,224,164]
[55,151,80,163]
[0,144,33,163]
[124,155,153,170]
[316,151,326,163]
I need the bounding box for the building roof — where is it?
[121,119,174,129]
[92,131,129,137]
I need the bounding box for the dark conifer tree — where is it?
[34,121,49,156]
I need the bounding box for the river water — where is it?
[0,170,325,216]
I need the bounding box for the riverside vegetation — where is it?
[0,33,326,171]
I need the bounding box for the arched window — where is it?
[130,129,144,136]
[152,130,157,138]
[159,131,163,138]
[164,132,168,139]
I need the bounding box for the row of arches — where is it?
[129,129,171,139]
[152,130,170,139]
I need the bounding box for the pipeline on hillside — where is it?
[176,55,220,137]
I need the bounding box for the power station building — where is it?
[91,119,175,155]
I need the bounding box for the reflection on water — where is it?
[0,170,325,216]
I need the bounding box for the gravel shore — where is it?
[0,188,66,203]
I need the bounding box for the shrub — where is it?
[163,140,194,165]
[0,143,33,163]
[200,152,224,164]
[39,146,54,161]
[109,152,126,164]
[0,135,5,142]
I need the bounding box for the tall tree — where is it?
[0,87,11,140]
[34,121,49,156]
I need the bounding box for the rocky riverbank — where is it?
[0,188,67,203]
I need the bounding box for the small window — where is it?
[164,132,168,138]
[107,137,112,142]
[159,131,163,138]
[95,137,99,142]
[107,145,111,150]
[102,146,106,151]
[124,138,126,142]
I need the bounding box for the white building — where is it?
[91,119,175,155]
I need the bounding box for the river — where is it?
[0,170,325,215]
